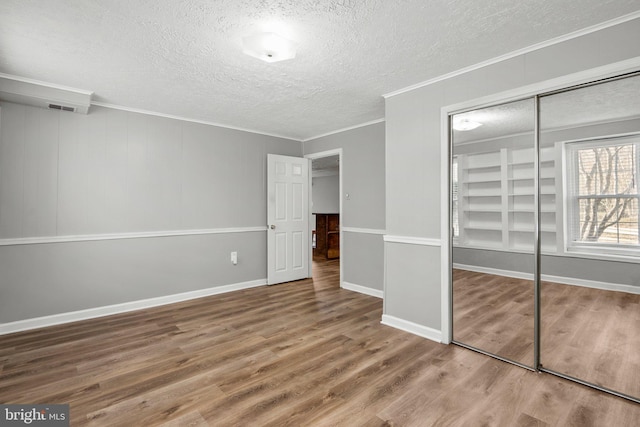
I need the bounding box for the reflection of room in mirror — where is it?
[538,73,640,400]
[452,97,537,368]
[451,72,640,402]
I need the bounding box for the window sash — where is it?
[566,135,640,252]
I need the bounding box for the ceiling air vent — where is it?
[48,103,76,112]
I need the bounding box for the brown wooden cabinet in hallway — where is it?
[314,213,339,259]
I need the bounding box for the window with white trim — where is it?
[566,135,640,255]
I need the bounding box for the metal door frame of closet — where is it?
[448,70,640,404]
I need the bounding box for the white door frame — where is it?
[304,148,343,287]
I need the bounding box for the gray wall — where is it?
[454,248,640,287]
[0,102,301,323]
[385,18,640,331]
[312,175,339,214]
[304,121,385,292]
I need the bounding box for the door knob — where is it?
[270,225,276,229]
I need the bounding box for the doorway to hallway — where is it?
[306,150,342,285]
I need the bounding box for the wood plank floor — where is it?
[453,270,535,367]
[540,279,640,399]
[1,262,639,426]
[453,269,640,399]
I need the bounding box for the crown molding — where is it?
[0,72,93,96]
[302,118,385,142]
[383,11,640,99]
[91,101,301,141]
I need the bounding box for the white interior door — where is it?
[267,154,310,285]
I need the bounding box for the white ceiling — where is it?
[1,1,639,141]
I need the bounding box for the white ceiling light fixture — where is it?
[453,118,483,131]
[242,32,297,63]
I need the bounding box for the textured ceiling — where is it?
[453,74,640,144]
[1,1,639,141]
[312,155,339,177]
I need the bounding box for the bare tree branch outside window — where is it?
[575,143,639,245]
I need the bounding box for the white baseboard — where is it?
[454,263,640,295]
[381,314,442,343]
[0,279,267,336]
[454,263,530,281]
[342,281,383,298]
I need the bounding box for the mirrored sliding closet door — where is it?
[451,98,536,368]
[450,71,640,403]
[538,73,640,401]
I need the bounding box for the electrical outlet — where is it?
[230,251,238,265]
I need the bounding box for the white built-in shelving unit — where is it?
[455,146,558,253]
